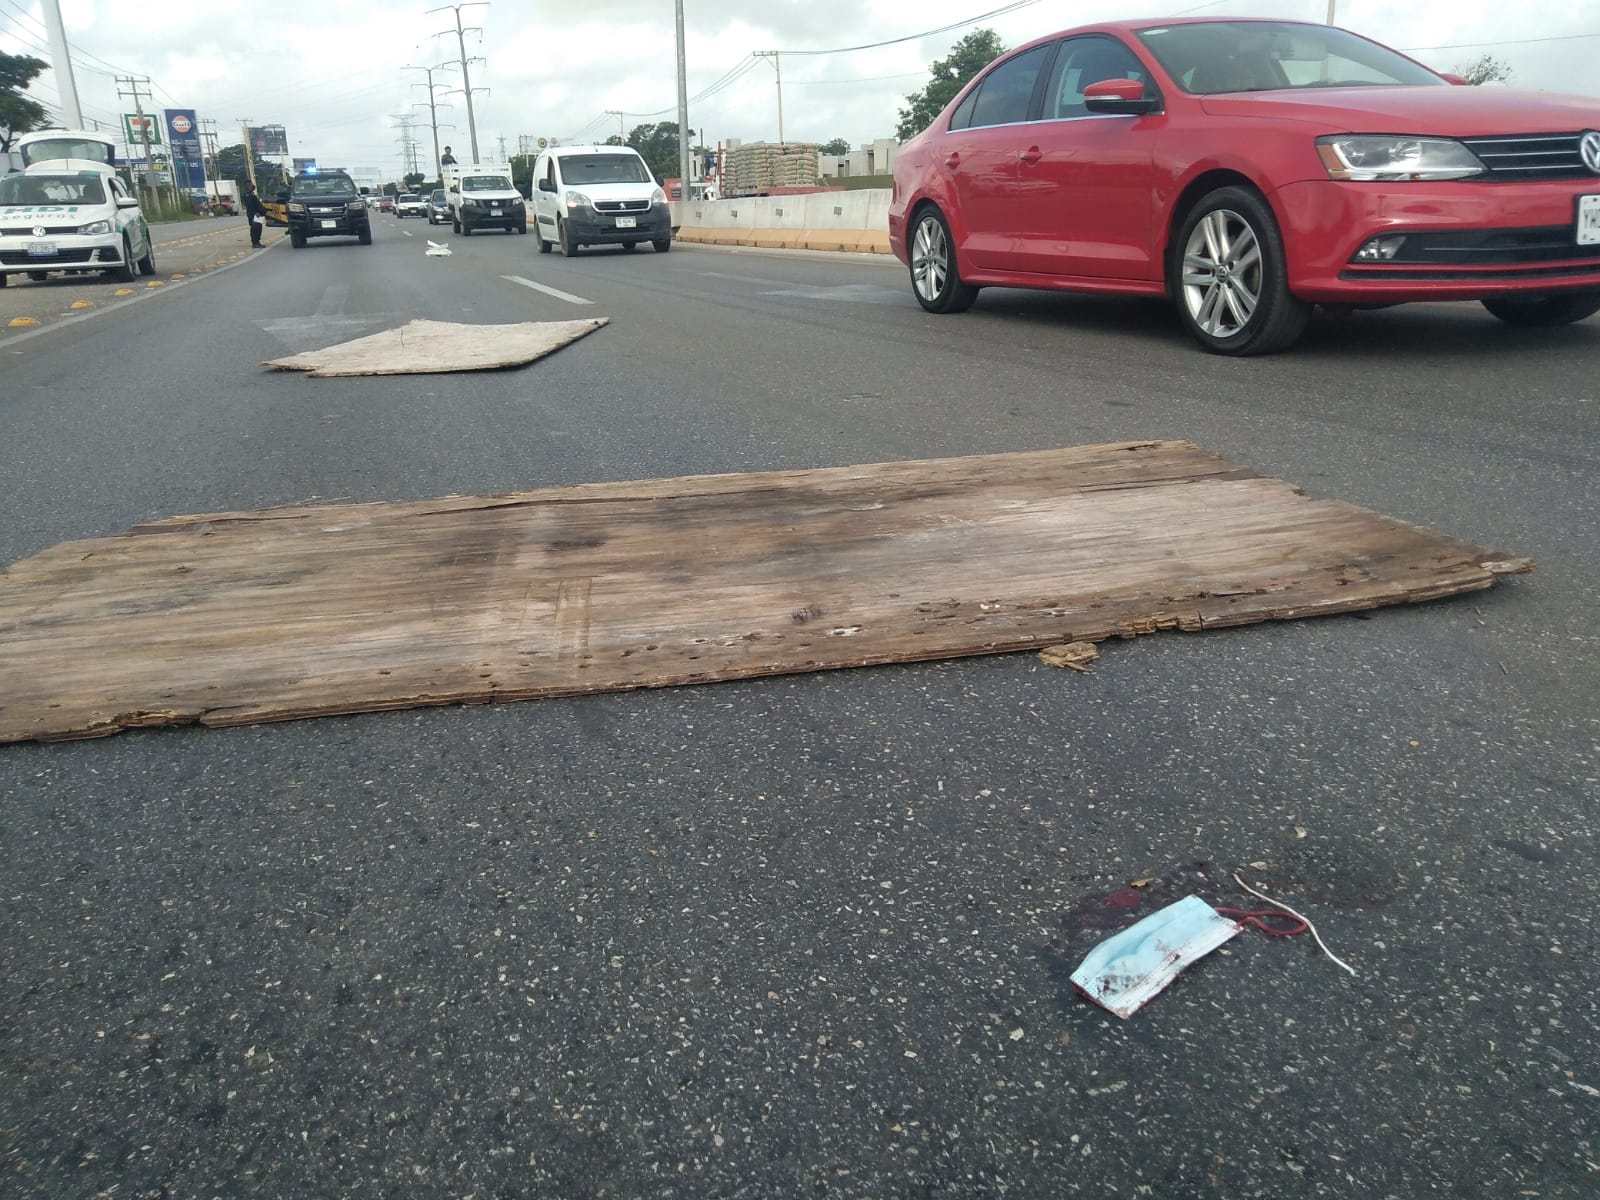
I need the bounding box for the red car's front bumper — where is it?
[1273,178,1600,303]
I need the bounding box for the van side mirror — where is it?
[538,178,557,193]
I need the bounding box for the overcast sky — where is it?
[4,0,1597,181]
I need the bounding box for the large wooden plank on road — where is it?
[0,441,1531,742]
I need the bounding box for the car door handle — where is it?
[1019,147,1043,165]
[945,152,961,169]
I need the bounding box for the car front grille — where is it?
[1,223,78,236]
[0,247,98,265]
[1460,133,1600,181]
[1370,226,1600,267]
[596,199,650,213]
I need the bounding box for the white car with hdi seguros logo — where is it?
[0,129,156,287]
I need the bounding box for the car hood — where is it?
[1199,85,1600,136]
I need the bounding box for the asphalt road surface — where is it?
[2,216,1597,1199]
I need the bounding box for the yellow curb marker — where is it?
[70,300,94,309]
[114,288,135,296]
[146,280,164,288]
[8,317,40,327]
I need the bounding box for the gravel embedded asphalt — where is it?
[1,225,1596,1198]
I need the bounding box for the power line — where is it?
[780,0,1046,55]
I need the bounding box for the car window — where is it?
[947,87,981,132]
[431,189,446,203]
[965,43,1054,129]
[554,155,652,184]
[295,176,355,196]
[462,176,512,191]
[1043,36,1149,119]
[1138,21,1445,94]
[0,174,107,204]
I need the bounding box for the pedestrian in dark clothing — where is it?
[242,179,267,247]
[440,145,457,167]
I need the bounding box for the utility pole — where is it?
[198,118,223,204]
[755,51,784,146]
[406,63,455,184]
[428,3,488,163]
[39,0,83,128]
[605,110,626,145]
[118,76,167,212]
[674,0,691,199]
[238,120,257,191]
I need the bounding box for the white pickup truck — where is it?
[0,129,156,287]
[444,164,527,236]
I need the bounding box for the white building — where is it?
[817,138,900,182]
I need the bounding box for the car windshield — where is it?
[294,176,356,196]
[462,176,512,191]
[1137,21,1446,94]
[399,194,420,202]
[0,173,108,205]
[558,155,652,184]
[431,190,446,203]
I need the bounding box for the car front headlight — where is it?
[1316,136,1484,181]
[564,190,593,210]
[78,218,113,235]
[650,187,667,205]
[347,200,366,213]
[288,202,306,213]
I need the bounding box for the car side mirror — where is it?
[1083,78,1161,115]
[115,195,141,209]
[538,178,557,193]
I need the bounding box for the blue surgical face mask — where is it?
[1070,895,1241,1018]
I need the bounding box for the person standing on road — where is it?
[241,179,266,248]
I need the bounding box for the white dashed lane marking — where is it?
[500,275,594,306]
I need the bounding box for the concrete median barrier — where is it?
[673,189,893,255]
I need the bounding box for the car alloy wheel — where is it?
[909,207,978,314]
[1175,187,1309,356]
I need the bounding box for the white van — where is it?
[531,145,671,256]
[444,164,526,235]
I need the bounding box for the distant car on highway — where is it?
[427,188,449,224]
[889,17,1600,354]
[395,193,426,218]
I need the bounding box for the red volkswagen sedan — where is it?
[888,18,1600,354]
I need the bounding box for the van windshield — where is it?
[560,155,652,184]
[0,173,108,205]
[20,137,117,168]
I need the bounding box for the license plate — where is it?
[320,219,337,229]
[1579,195,1600,246]
[615,216,636,229]
[26,241,56,257]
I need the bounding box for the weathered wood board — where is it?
[0,441,1530,743]
[263,318,607,376]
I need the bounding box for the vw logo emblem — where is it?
[31,226,45,237]
[1582,130,1600,174]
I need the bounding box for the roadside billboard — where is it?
[163,109,205,190]
[293,157,317,172]
[248,125,289,157]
